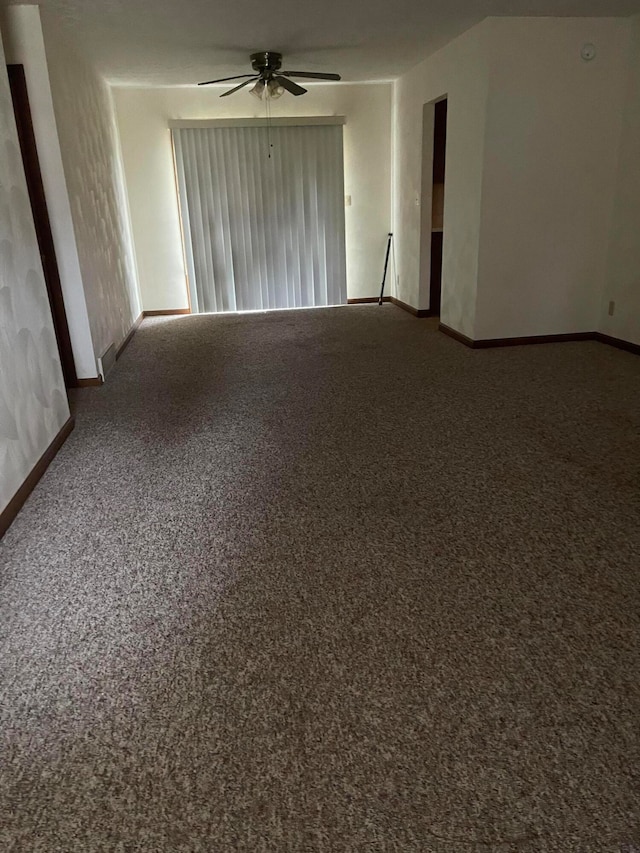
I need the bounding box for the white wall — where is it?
[113,84,392,309]
[0,6,97,379]
[41,11,141,359]
[475,17,629,340]
[600,14,640,346]
[392,22,491,335]
[0,30,69,515]
[392,16,634,342]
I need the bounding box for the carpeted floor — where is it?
[1,305,639,852]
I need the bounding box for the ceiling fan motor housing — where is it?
[250,51,283,77]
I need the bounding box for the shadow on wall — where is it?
[42,10,141,359]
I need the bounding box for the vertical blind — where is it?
[172,123,347,313]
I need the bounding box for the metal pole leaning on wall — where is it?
[378,233,393,306]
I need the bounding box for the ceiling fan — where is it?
[198,51,341,99]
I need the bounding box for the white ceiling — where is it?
[9,0,640,86]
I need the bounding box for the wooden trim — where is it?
[594,332,640,356]
[390,296,435,318]
[439,323,476,348]
[8,65,78,389]
[472,331,595,349]
[116,312,144,360]
[143,309,191,317]
[0,417,74,539]
[440,324,598,349]
[76,376,103,387]
[347,297,391,304]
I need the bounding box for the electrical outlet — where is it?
[608,300,615,316]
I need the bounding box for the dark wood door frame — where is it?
[429,98,447,318]
[7,64,78,388]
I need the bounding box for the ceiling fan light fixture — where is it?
[250,79,265,99]
[267,79,284,99]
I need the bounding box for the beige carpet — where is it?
[1,305,639,852]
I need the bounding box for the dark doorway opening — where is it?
[429,98,447,317]
[8,64,77,389]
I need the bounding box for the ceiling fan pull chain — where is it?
[266,96,273,159]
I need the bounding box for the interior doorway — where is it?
[419,97,448,316]
[429,99,447,316]
[7,64,77,388]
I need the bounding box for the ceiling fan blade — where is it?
[198,74,257,86]
[274,75,307,96]
[281,71,341,81]
[220,77,260,97]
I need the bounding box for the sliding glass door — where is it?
[172,122,346,313]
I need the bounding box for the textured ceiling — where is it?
[7,0,640,86]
